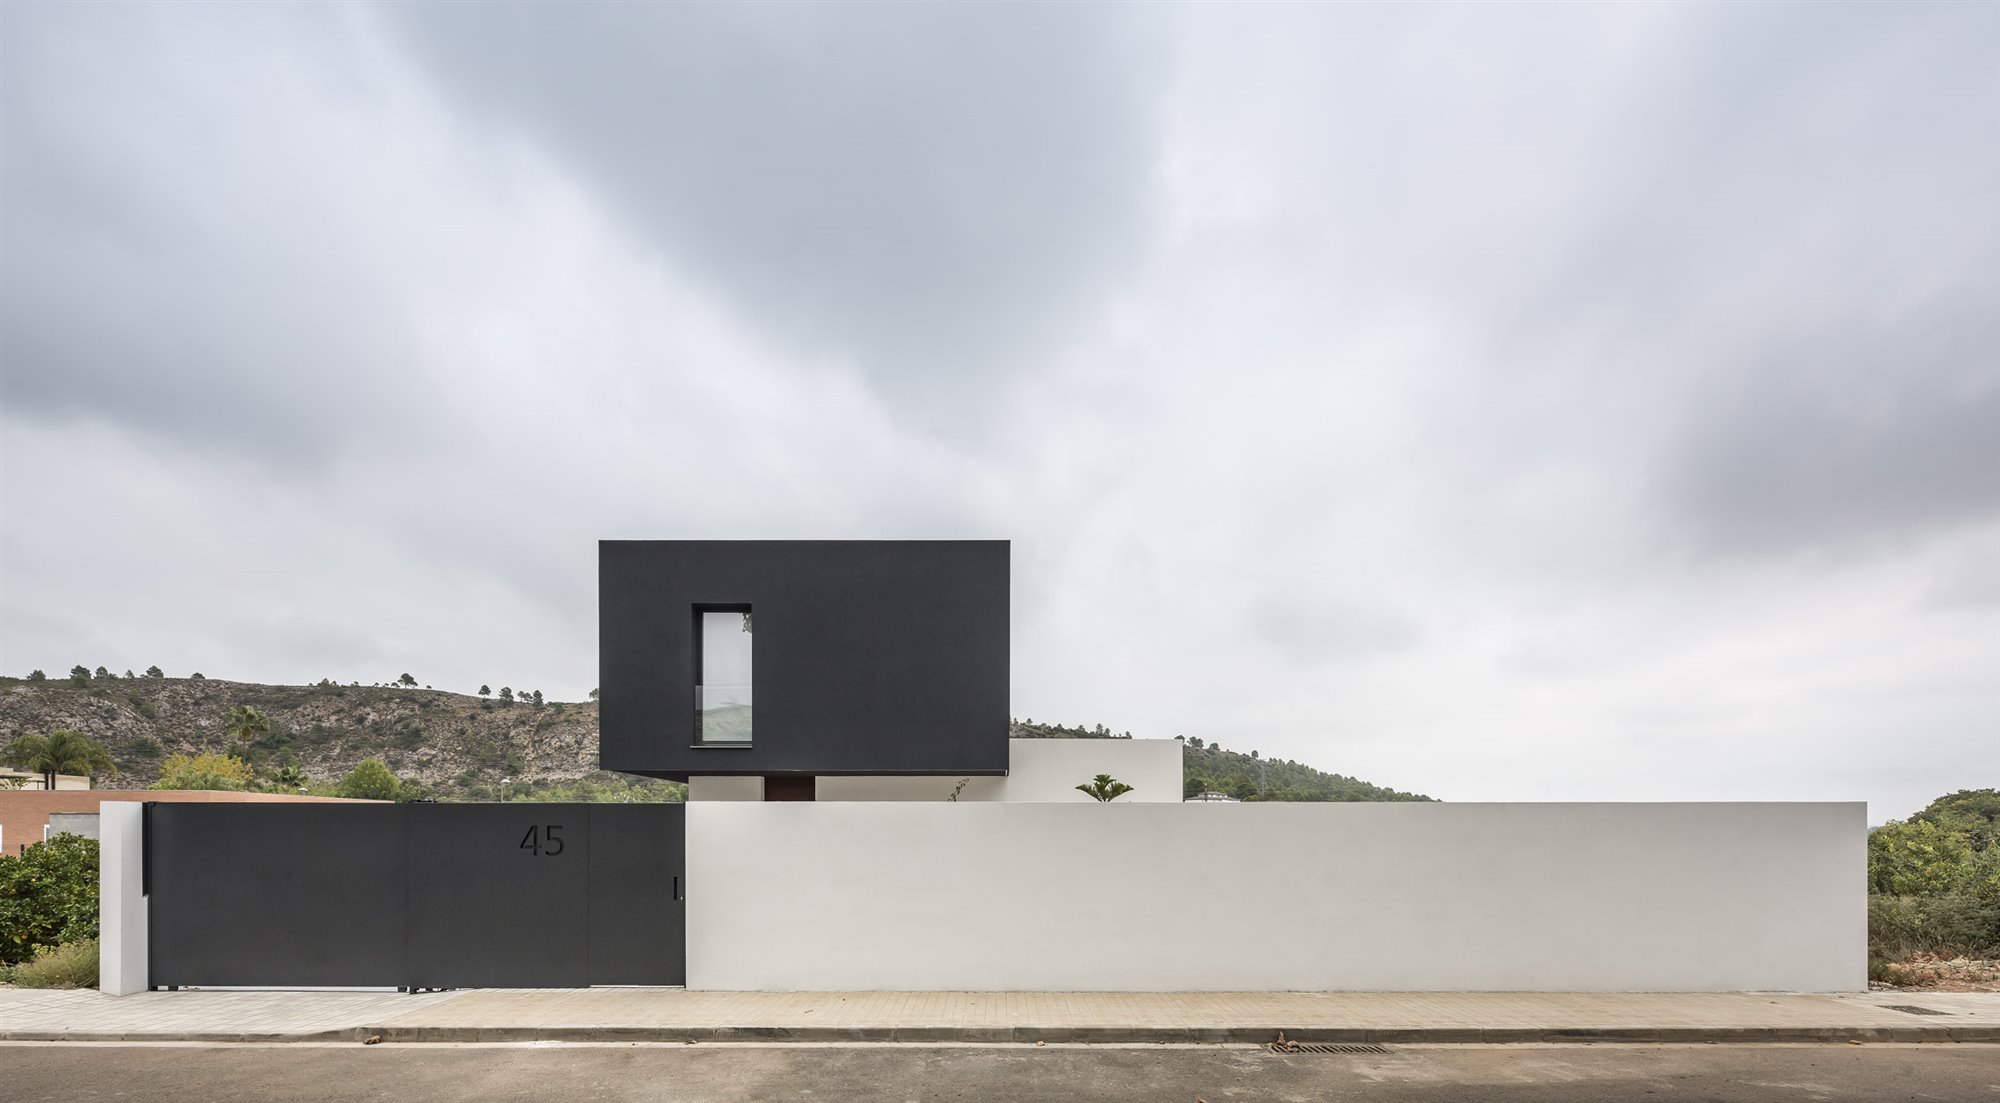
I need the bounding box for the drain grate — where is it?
[1271,1043,1390,1055]
[1880,1005,1949,1016]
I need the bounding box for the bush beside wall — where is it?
[10,938,98,989]
[1867,789,2000,972]
[1869,894,2000,960]
[0,834,98,965]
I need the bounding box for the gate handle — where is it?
[674,875,681,901]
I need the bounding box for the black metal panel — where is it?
[148,803,685,989]
[406,803,590,988]
[587,804,685,985]
[149,804,409,988]
[600,540,1011,780]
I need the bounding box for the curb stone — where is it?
[4,1025,1997,1045]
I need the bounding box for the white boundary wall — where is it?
[814,739,1182,802]
[688,801,1862,992]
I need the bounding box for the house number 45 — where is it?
[519,824,565,856]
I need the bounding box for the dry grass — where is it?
[1870,955,2000,992]
[10,939,97,989]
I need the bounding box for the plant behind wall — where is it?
[1076,774,1134,802]
[2,729,115,790]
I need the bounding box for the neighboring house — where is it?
[0,790,382,857]
[47,811,100,841]
[0,768,90,791]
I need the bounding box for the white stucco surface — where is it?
[686,775,765,801]
[813,774,1008,801]
[814,738,1183,802]
[98,802,148,996]
[687,801,1863,992]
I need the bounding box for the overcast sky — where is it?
[3,2,1994,820]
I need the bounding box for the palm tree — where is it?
[275,764,308,791]
[3,729,115,789]
[1075,773,1135,802]
[226,705,272,747]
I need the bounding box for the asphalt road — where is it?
[4,1042,1996,1102]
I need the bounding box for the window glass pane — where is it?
[698,609,752,743]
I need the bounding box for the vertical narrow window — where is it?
[696,606,752,744]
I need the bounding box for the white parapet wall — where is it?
[687,801,1863,992]
[814,738,1183,802]
[687,776,766,801]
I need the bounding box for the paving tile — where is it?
[4,986,1995,1042]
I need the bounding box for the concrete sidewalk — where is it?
[3,988,1997,1045]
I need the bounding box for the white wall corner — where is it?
[98,802,148,996]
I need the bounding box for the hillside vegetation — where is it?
[0,673,676,802]
[0,672,1432,804]
[1010,720,1434,802]
[1870,789,2000,988]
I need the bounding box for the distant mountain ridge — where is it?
[0,674,1431,803]
[1009,719,1434,802]
[0,675,610,801]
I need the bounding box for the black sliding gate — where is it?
[147,802,684,988]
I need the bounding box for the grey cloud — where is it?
[1660,309,2000,557]
[1923,543,2000,611]
[1508,2,1997,332]
[382,3,1165,429]
[1373,2,2000,562]
[0,3,438,467]
[1246,594,1422,665]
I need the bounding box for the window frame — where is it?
[691,603,754,748]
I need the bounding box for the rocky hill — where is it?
[0,674,610,800]
[0,673,1432,804]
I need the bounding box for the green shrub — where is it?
[1870,818,1977,895]
[0,835,98,965]
[1869,893,2000,960]
[394,778,434,803]
[151,752,254,791]
[501,773,687,803]
[338,758,401,801]
[297,723,344,747]
[1867,955,1916,985]
[12,939,98,989]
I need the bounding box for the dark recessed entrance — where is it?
[763,776,815,801]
